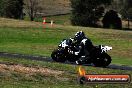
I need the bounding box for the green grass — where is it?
[0,57,132,88]
[0,17,131,88]
[0,27,73,56]
[34,14,71,25]
[0,10,132,88]
[0,25,131,65]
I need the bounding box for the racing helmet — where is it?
[74,31,85,42]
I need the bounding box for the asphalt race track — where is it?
[0,52,132,71]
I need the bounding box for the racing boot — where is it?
[75,56,85,65]
[76,56,91,65]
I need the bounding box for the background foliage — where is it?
[0,0,24,19]
[70,0,112,27]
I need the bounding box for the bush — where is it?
[127,8,132,19]
[102,10,122,29]
[0,0,24,19]
[70,0,112,27]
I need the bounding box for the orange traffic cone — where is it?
[43,18,46,24]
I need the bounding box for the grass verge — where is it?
[0,57,132,88]
[0,25,131,65]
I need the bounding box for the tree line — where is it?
[0,0,41,21]
[70,0,132,27]
[110,0,132,19]
[0,0,24,19]
[0,0,131,25]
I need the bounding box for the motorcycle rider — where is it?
[68,31,94,65]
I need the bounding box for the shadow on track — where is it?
[0,52,132,71]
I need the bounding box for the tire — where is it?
[92,53,111,67]
[77,76,86,84]
[67,54,79,62]
[92,57,102,67]
[100,53,111,67]
[51,49,66,62]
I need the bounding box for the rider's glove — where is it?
[68,49,79,55]
[68,49,74,54]
[74,52,79,55]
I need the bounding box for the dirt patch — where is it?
[0,63,64,76]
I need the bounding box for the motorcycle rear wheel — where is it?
[101,53,111,67]
[92,53,111,67]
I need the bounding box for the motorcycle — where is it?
[51,39,112,67]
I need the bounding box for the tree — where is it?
[121,0,132,19]
[70,0,112,27]
[102,10,122,29]
[110,0,132,19]
[109,0,132,29]
[24,0,42,21]
[0,0,24,19]
[0,0,5,16]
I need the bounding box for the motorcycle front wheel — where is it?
[51,49,66,62]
